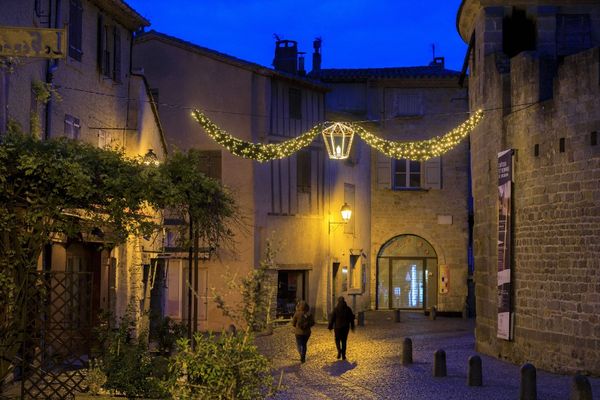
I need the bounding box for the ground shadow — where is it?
[322,360,358,377]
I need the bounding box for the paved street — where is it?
[256,312,600,399]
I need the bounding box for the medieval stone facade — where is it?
[317,63,471,315]
[458,0,600,374]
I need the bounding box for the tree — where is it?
[158,149,239,342]
[0,132,163,385]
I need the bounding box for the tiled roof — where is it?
[313,66,462,81]
[135,30,328,91]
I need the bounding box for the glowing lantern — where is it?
[340,202,352,222]
[321,122,355,160]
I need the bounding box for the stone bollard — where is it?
[433,349,447,377]
[467,355,483,386]
[520,363,537,400]
[570,374,593,400]
[394,309,401,323]
[429,306,437,321]
[357,311,365,327]
[401,338,413,365]
[227,324,237,335]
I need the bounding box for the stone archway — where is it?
[376,234,438,310]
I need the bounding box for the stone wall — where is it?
[468,4,600,374]
[369,85,471,313]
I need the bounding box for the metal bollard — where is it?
[357,311,365,327]
[394,309,401,323]
[430,306,437,320]
[467,355,483,386]
[433,349,447,377]
[520,363,537,400]
[570,374,593,400]
[401,338,413,365]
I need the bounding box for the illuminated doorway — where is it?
[376,235,437,310]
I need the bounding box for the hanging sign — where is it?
[497,149,514,340]
[0,26,66,59]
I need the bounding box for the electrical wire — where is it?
[56,84,547,126]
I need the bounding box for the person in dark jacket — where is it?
[328,296,355,360]
[291,300,315,363]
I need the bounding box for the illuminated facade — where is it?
[0,0,167,328]
[133,33,371,328]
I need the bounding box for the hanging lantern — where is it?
[321,122,355,160]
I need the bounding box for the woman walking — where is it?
[292,300,315,363]
[328,296,355,360]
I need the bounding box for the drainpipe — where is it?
[44,0,61,141]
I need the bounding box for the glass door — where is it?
[390,259,425,309]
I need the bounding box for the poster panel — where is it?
[497,149,514,340]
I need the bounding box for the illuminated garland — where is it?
[354,109,484,161]
[192,109,484,162]
[192,110,321,162]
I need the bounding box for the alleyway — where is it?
[256,312,600,400]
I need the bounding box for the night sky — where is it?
[126,0,467,72]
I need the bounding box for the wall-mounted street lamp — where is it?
[329,202,352,233]
[143,149,160,166]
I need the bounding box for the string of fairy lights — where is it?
[191,109,484,162]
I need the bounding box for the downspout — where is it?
[44,0,61,141]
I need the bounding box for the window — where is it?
[559,137,565,153]
[197,150,221,181]
[389,93,423,117]
[393,159,421,189]
[102,25,111,77]
[297,150,311,193]
[68,0,83,61]
[503,8,536,58]
[533,143,539,157]
[592,131,598,147]
[64,114,81,139]
[557,14,591,57]
[113,27,121,82]
[289,88,302,119]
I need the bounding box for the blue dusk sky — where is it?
[126,0,468,72]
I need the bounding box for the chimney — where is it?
[298,53,306,76]
[273,38,298,74]
[312,37,322,73]
[429,56,445,68]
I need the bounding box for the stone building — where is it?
[133,33,371,330]
[0,0,167,327]
[457,0,600,374]
[315,59,472,314]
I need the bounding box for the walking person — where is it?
[292,300,315,363]
[328,296,355,360]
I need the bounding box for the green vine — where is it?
[31,80,62,104]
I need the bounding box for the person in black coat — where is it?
[328,296,355,360]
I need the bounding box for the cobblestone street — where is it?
[256,312,600,399]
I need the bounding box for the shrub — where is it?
[167,331,274,400]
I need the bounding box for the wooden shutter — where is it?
[97,14,104,72]
[113,27,121,82]
[422,157,442,189]
[69,0,83,60]
[376,152,391,189]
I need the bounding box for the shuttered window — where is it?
[64,114,81,140]
[68,0,83,61]
[113,27,122,82]
[197,150,222,181]
[289,88,302,120]
[296,150,311,193]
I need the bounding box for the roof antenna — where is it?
[431,43,436,61]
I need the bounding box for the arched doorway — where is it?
[376,235,438,310]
